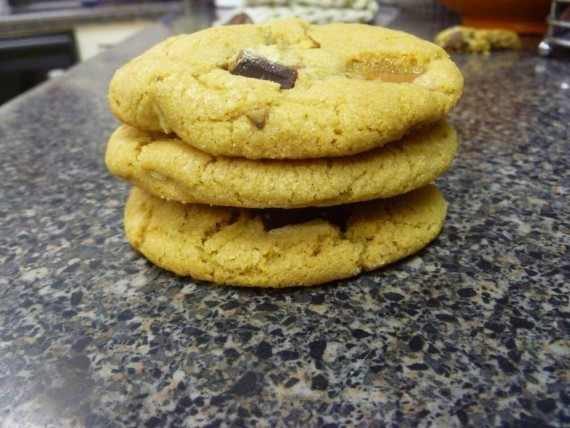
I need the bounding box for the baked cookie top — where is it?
[124,185,447,287]
[106,120,456,208]
[109,18,463,159]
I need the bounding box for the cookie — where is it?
[435,26,521,54]
[106,120,456,208]
[109,18,463,159]
[124,185,447,287]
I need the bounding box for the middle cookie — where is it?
[106,120,456,209]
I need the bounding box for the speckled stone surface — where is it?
[1,9,569,428]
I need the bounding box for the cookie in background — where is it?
[435,26,521,55]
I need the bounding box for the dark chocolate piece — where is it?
[230,50,297,89]
[445,31,468,50]
[257,206,351,232]
[226,12,254,25]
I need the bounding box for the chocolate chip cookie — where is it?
[435,26,521,54]
[106,120,456,208]
[109,18,463,159]
[124,185,448,287]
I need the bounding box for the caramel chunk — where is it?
[245,106,270,129]
[375,73,421,83]
[230,50,297,89]
[346,55,424,83]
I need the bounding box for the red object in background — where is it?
[438,0,552,34]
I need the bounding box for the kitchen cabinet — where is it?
[0,32,77,104]
[0,1,181,103]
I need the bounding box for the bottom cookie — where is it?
[124,185,447,287]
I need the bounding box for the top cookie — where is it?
[109,18,463,159]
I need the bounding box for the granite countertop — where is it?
[1,6,569,427]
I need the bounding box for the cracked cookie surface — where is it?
[107,120,456,208]
[109,18,463,159]
[124,185,447,287]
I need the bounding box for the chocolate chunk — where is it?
[257,205,351,232]
[226,12,253,25]
[230,50,297,89]
[445,31,468,50]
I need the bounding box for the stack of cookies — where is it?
[106,18,463,287]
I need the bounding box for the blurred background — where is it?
[0,0,183,104]
[0,0,556,105]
